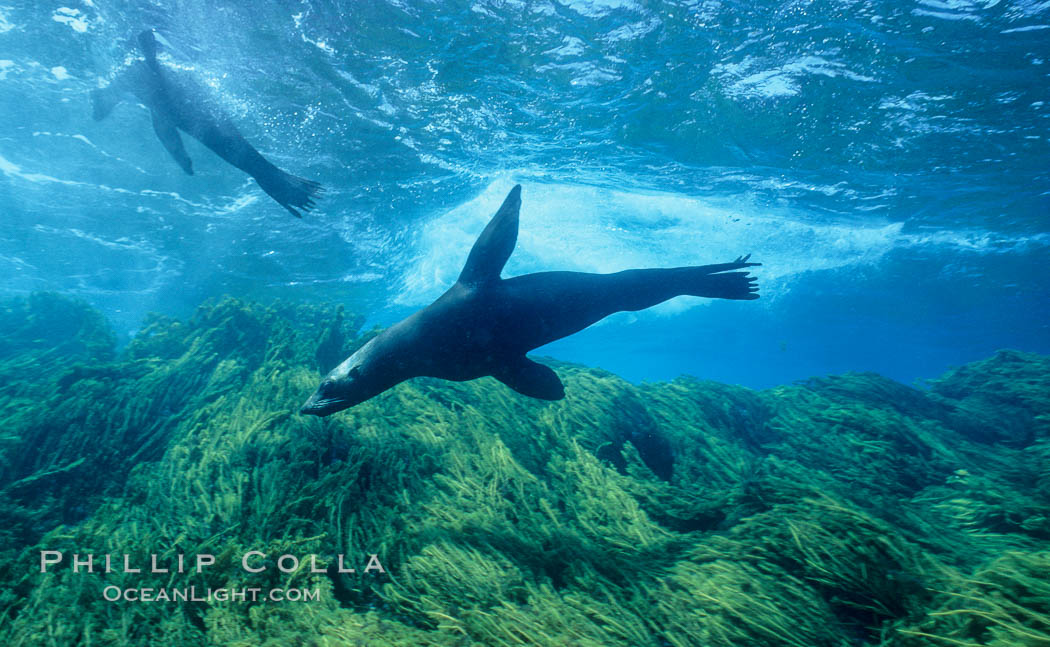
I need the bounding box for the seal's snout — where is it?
[299,394,320,416]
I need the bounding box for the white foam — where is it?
[0,152,210,209]
[898,229,1050,252]
[0,254,38,275]
[1002,24,1050,32]
[293,11,337,55]
[50,66,70,80]
[603,17,660,42]
[0,7,15,33]
[1012,0,1050,18]
[918,0,979,10]
[0,152,83,185]
[32,225,139,252]
[558,0,639,18]
[715,55,876,101]
[534,61,622,86]
[52,7,88,32]
[397,179,1049,314]
[912,7,981,21]
[544,37,586,59]
[397,180,903,307]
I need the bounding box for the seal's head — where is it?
[299,339,397,416]
[300,354,367,417]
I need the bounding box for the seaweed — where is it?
[0,293,1046,646]
[927,350,1050,447]
[893,551,1050,647]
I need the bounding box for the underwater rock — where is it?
[0,293,114,400]
[0,293,1047,647]
[928,350,1050,447]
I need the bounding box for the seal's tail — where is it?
[255,169,325,218]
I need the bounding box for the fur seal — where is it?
[300,185,759,416]
[92,30,323,217]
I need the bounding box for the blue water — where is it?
[1,0,1048,389]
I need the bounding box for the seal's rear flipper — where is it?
[676,254,761,301]
[682,269,759,300]
[256,169,324,218]
[458,185,521,286]
[695,254,762,275]
[493,357,565,401]
[150,109,193,174]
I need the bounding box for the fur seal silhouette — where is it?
[300,185,759,416]
[92,30,322,217]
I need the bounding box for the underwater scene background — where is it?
[1,0,1049,645]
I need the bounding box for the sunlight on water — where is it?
[0,0,1044,384]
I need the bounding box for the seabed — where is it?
[0,293,1047,646]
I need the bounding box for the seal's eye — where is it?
[319,379,335,395]
[349,366,361,379]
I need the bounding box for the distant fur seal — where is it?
[300,185,759,416]
[92,30,323,217]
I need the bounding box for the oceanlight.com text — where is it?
[102,586,320,603]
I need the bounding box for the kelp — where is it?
[0,293,1047,646]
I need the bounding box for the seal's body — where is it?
[93,31,322,217]
[300,185,760,416]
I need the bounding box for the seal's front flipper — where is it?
[150,110,193,175]
[458,185,521,286]
[92,66,135,121]
[91,86,122,121]
[493,356,565,401]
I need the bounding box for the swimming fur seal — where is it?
[92,30,322,217]
[300,185,759,416]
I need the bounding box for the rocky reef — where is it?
[0,293,1047,646]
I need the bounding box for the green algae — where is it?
[0,293,1047,646]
